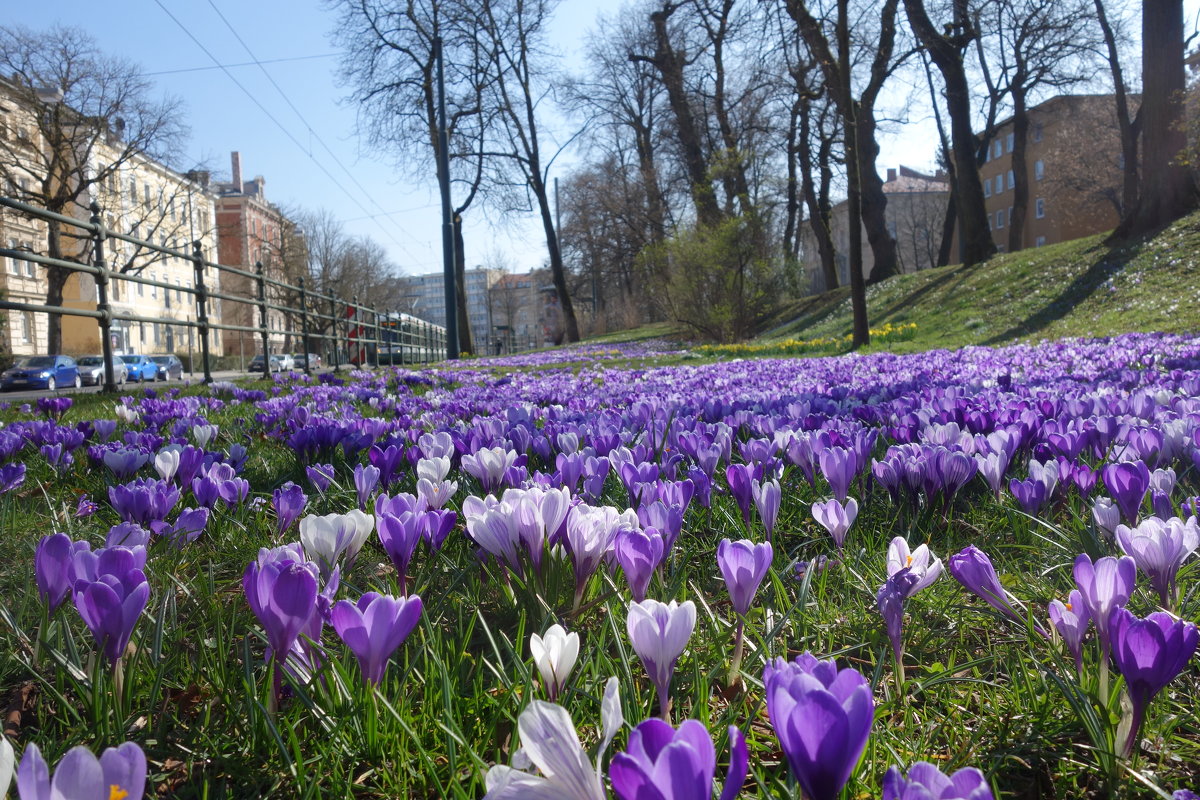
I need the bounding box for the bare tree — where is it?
[0,24,187,352]
[1111,1,1196,240]
[1093,0,1139,220]
[902,0,995,265]
[331,0,492,352]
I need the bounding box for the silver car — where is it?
[76,355,128,386]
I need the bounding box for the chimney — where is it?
[231,151,243,191]
[886,167,897,183]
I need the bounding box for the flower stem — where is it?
[727,619,745,689]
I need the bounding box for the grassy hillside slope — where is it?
[755,211,1200,353]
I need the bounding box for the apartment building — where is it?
[487,270,556,353]
[214,151,295,359]
[979,94,1128,252]
[399,267,500,350]
[60,151,220,358]
[1,77,220,358]
[804,165,950,294]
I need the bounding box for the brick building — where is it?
[214,151,295,360]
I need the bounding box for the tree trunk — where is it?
[452,215,473,354]
[903,0,996,265]
[857,112,898,283]
[637,5,723,227]
[1008,85,1029,253]
[1094,0,1138,220]
[799,100,837,290]
[530,174,580,343]
[1111,1,1194,240]
[45,219,67,354]
[937,182,958,266]
[838,0,868,347]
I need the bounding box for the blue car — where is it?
[0,355,80,392]
[120,354,159,383]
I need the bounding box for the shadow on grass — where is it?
[980,238,1143,346]
[874,262,983,321]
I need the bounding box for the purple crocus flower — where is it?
[72,546,151,665]
[1109,607,1198,757]
[877,569,921,665]
[1115,516,1199,608]
[716,538,773,617]
[108,478,180,526]
[1073,553,1136,657]
[272,482,308,537]
[0,462,25,495]
[330,591,423,685]
[1008,477,1048,515]
[102,448,150,479]
[107,522,151,548]
[1102,461,1151,525]
[1048,589,1091,673]
[614,527,665,603]
[818,446,856,502]
[752,478,781,539]
[609,719,748,800]
[949,545,1046,636]
[305,463,336,495]
[627,598,696,720]
[152,507,211,548]
[1092,497,1121,541]
[763,653,873,800]
[421,508,457,551]
[76,493,98,518]
[16,741,146,800]
[885,537,943,596]
[35,533,90,613]
[812,497,858,551]
[378,511,424,593]
[461,446,518,493]
[882,761,994,800]
[724,463,756,531]
[353,463,381,510]
[243,546,320,668]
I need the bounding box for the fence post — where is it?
[299,276,311,375]
[191,240,213,384]
[89,202,118,393]
[255,262,270,379]
[328,296,340,371]
[373,306,382,367]
[350,295,359,367]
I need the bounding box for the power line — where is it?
[141,53,336,76]
[150,0,431,272]
[202,0,429,268]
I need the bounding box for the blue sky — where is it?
[6,2,1189,278]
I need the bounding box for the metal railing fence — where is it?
[0,196,446,391]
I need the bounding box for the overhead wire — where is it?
[151,0,433,272]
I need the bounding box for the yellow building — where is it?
[60,149,221,358]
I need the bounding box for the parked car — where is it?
[293,353,323,369]
[120,354,159,383]
[150,355,184,381]
[76,355,129,387]
[248,354,284,374]
[275,353,295,371]
[0,355,80,392]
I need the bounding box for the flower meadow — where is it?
[0,332,1198,798]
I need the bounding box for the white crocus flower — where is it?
[885,536,944,596]
[299,510,375,578]
[0,735,12,800]
[530,624,580,701]
[483,677,621,800]
[193,424,219,449]
[417,477,458,509]
[114,404,140,425]
[155,445,182,483]
[417,456,452,483]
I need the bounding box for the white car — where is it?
[76,355,129,386]
[275,353,295,371]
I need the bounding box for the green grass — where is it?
[760,213,1200,353]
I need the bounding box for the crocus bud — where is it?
[529,623,579,701]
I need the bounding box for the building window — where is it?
[996,208,1005,229]
[112,279,120,302]
[993,140,1002,159]
[137,279,144,298]
[1006,132,1014,152]
[21,312,33,343]
[983,177,991,198]
[1032,123,1043,143]
[154,323,161,345]
[150,273,157,299]
[1035,236,1046,247]
[24,242,34,276]
[1034,160,1044,181]
[139,322,146,343]
[129,178,137,204]
[8,239,19,275]
[1035,197,1045,219]
[144,185,152,207]
[1007,170,1015,190]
